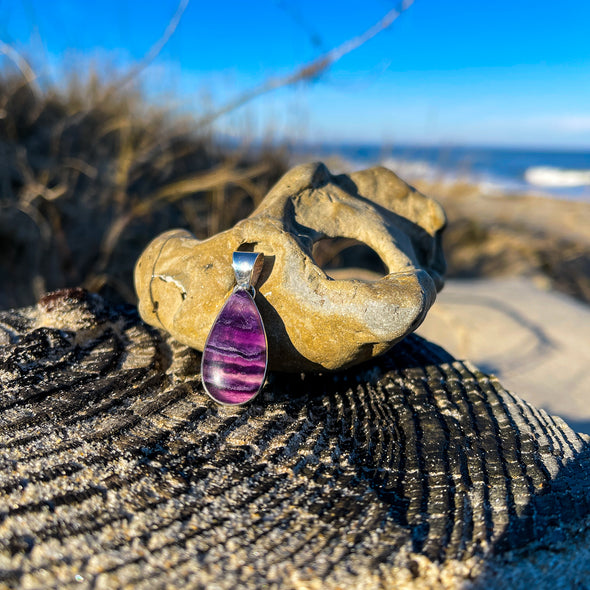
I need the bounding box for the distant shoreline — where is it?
[287,148,590,305]
[288,142,590,202]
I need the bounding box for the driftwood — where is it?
[0,288,589,589]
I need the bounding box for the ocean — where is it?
[293,144,590,201]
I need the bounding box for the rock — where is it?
[1,290,589,589]
[134,162,446,372]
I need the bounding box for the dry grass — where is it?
[2,67,588,311]
[0,71,287,308]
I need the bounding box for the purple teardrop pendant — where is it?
[201,253,267,405]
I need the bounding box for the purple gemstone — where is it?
[202,289,267,405]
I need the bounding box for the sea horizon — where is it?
[287,142,590,201]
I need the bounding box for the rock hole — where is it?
[312,238,388,281]
[237,242,258,252]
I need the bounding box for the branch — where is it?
[195,0,415,129]
[115,0,190,91]
[91,161,270,277]
[0,41,40,94]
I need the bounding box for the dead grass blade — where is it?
[196,0,415,128]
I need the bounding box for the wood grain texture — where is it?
[0,289,589,589]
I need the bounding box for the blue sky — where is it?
[2,0,590,148]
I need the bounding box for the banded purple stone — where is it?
[201,289,267,405]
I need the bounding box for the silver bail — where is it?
[232,252,264,290]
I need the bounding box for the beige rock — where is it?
[134,162,446,371]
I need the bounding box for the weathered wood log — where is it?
[0,288,589,589]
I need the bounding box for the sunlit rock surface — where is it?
[135,162,446,372]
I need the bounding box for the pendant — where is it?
[201,252,268,405]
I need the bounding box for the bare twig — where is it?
[110,0,190,92]
[135,161,270,215]
[196,0,415,128]
[91,161,270,277]
[0,42,40,94]
[273,0,325,50]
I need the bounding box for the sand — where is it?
[418,277,590,435]
[413,179,590,248]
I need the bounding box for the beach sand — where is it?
[417,277,590,435]
[413,179,590,248]
[412,181,590,435]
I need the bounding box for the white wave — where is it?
[379,157,441,181]
[525,166,590,187]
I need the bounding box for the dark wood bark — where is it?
[0,288,588,588]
